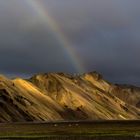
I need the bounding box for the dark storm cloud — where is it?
[0,0,77,76]
[0,0,140,85]
[44,0,140,85]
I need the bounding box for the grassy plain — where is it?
[0,121,140,139]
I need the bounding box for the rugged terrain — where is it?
[0,72,140,122]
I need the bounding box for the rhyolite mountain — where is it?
[0,72,140,122]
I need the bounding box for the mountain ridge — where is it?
[0,72,140,122]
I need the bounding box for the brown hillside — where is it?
[0,72,140,122]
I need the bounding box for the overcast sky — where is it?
[0,0,140,86]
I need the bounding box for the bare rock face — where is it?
[110,84,140,108]
[0,72,140,122]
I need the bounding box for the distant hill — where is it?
[0,72,140,122]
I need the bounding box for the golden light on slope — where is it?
[0,72,140,122]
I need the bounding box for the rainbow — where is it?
[24,0,85,73]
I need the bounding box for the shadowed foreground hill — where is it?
[0,72,140,122]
